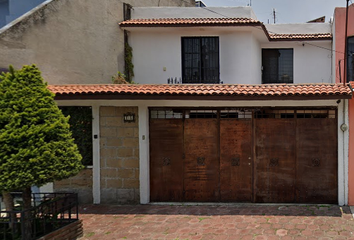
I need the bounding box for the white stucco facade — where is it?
[125,6,333,85]
[128,27,332,85]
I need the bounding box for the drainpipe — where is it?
[343,99,347,205]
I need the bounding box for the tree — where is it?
[0,65,83,237]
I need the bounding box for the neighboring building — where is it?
[195,1,206,7]
[333,3,354,205]
[0,0,47,28]
[307,16,326,23]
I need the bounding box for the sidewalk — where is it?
[78,204,354,240]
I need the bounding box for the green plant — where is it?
[113,71,126,80]
[112,71,128,84]
[86,232,95,237]
[0,65,83,238]
[124,42,134,83]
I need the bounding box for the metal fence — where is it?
[0,192,79,240]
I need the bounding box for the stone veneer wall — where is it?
[100,106,139,204]
[53,168,93,204]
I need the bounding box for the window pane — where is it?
[262,49,293,84]
[60,106,93,166]
[348,37,354,82]
[182,37,219,84]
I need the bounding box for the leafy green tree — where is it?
[0,65,83,237]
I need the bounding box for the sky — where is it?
[201,0,349,24]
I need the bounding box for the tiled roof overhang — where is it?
[119,18,332,41]
[49,84,352,101]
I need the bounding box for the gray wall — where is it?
[0,0,195,85]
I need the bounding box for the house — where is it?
[1,2,352,205]
[333,3,354,205]
[49,6,351,205]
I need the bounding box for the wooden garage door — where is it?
[220,118,252,202]
[150,118,184,202]
[296,118,338,203]
[184,118,219,202]
[149,108,338,203]
[255,119,296,203]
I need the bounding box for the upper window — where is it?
[348,36,354,82]
[262,49,294,84]
[182,37,220,84]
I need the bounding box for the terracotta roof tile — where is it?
[119,18,332,41]
[119,18,261,27]
[268,33,332,40]
[48,84,352,100]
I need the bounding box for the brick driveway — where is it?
[78,204,354,240]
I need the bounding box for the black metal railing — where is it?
[167,77,223,84]
[0,192,79,240]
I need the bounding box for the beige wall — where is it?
[100,106,139,204]
[0,0,195,85]
[54,168,93,204]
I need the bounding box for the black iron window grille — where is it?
[60,106,93,166]
[348,36,354,82]
[150,109,184,119]
[262,49,294,84]
[182,37,220,84]
[188,110,217,119]
[150,108,335,120]
[220,109,253,119]
[254,109,335,119]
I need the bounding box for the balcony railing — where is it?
[167,77,223,84]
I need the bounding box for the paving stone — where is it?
[276,229,288,236]
[78,204,354,240]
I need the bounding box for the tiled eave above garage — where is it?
[119,18,332,42]
[49,84,352,101]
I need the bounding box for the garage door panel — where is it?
[220,119,252,202]
[150,119,184,202]
[296,119,337,203]
[255,119,296,203]
[184,119,219,202]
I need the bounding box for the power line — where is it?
[201,7,232,18]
